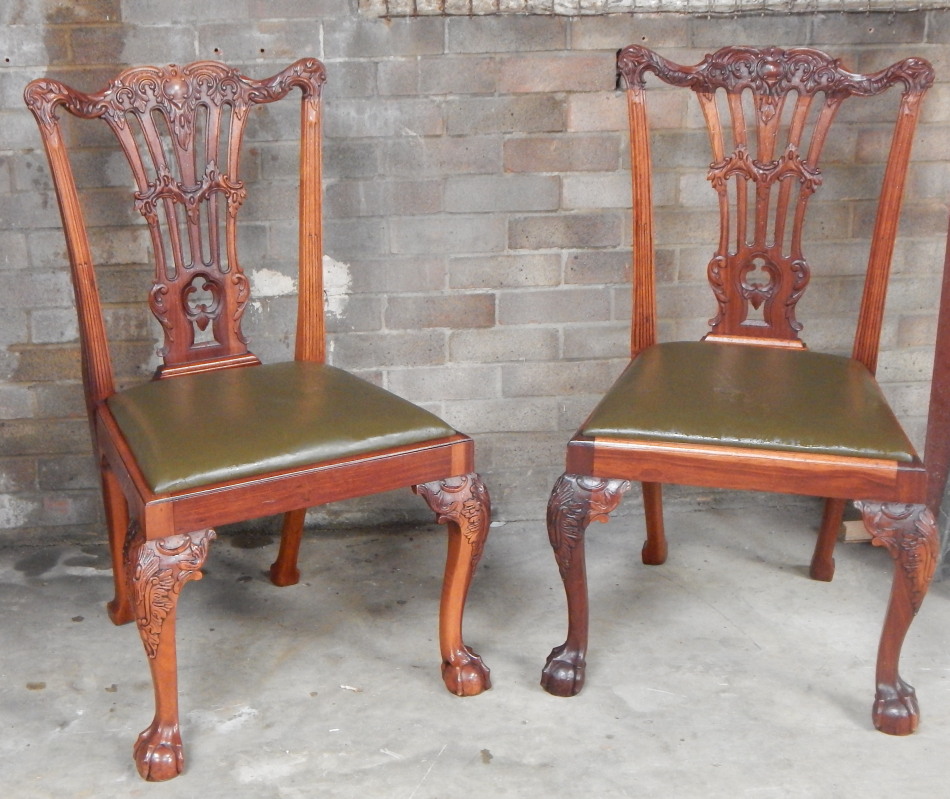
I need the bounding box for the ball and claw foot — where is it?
[873,678,920,736]
[133,720,184,781]
[443,647,492,696]
[541,644,586,697]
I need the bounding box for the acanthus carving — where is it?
[414,474,490,564]
[127,527,216,659]
[25,59,326,134]
[547,474,630,576]
[855,501,938,614]
[230,271,252,345]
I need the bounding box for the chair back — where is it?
[617,45,933,370]
[24,59,327,405]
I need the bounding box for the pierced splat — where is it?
[182,273,222,346]
[618,45,934,347]
[740,255,775,326]
[25,60,325,378]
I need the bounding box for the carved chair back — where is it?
[617,45,933,370]
[24,59,326,405]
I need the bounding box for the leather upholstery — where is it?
[107,362,457,493]
[582,341,917,462]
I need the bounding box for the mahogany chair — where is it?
[541,45,942,735]
[24,58,491,781]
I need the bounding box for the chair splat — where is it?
[618,45,934,346]
[26,58,326,376]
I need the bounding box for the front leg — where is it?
[541,474,630,697]
[127,525,216,780]
[856,501,938,735]
[414,473,492,697]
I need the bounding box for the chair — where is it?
[24,58,491,781]
[540,45,942,735]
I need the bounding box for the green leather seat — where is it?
[582,341,916,462]
[107,361,457,494]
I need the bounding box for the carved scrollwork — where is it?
[134,162,247,226]
[708,145,822,194]
[739,256,775,312]
[127,527,216,659]
[708,247,809,335]
[148,283,175,348]
[414,473,490,563]
[183,272,221,335]
[618,45,933,99]
[547,474,630,576]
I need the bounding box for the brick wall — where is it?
[2,2,949,541]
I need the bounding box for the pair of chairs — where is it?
[25,45,945,781]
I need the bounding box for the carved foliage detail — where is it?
[855,501,938,614]
[128,527,216,659]
[414,474,491,564]
[708,145,822,195]
[134,163,247,226]
[547,474,630,576]
[26,58,326,125]
[618,44,934,98]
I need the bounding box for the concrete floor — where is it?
[2,499,948,798]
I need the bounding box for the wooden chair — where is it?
[541,45,942,735]
[24,58,491,781]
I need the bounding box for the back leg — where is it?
[102,462,134,625]
[641,481,667,565]
[810,497,846,582]
[269,508,307,587]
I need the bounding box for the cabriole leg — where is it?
[127,524,216,781]
[269,507,307,587]
[414,473,492,697]
[541,474,630,697]
[856,501,938,735]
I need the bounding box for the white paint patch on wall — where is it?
[249,268,297,297]
[323,254,352,320]
[0,495,38,529]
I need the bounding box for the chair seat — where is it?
[107,361,457,494]
[581,341,917,462]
